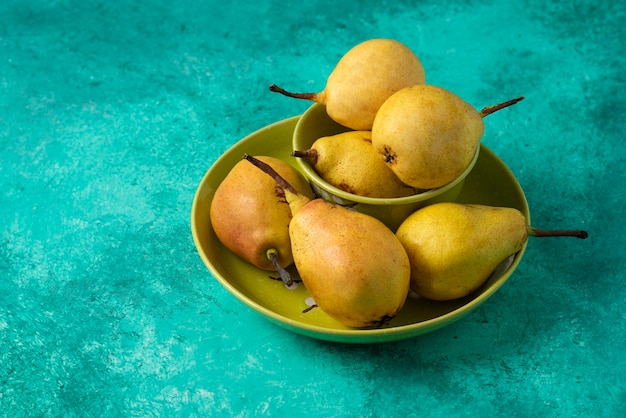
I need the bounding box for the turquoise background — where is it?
[1,0,625,416]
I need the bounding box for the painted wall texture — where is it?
[1,0,624,416]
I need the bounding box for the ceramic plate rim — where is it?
[191,115,529,344]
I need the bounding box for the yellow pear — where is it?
[244,154,411,328]
[292,131,416,198]
[270,38,426,130]
[210,156,315,285]
[372,84,523,189]
[396,202,588,301]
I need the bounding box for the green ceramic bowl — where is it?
[293,103,480,231]
[191,115,530,344]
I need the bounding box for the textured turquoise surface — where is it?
[1,0,625,416]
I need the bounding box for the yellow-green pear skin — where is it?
[372,84,483,189]
[210,156,315,271]
[302,131,416,198]
[271,39,425,131]
[289,199,411,327]
[323,39,426,130]
[395,203,528,301]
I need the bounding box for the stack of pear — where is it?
[291,130,416,198]
[244,154,411,328]
[396,202,588,301]
[372,84,523,189]
[270,38,426,131]
[210,156,315,285]
[203,37,591,332]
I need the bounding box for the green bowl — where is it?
[293,103,480,231]
[191,115,530,344]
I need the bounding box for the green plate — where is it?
[191,116,529,344]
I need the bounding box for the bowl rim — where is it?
[191,115,529,344]
[293,103,481,205]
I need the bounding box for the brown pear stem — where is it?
[244,154,311,216]
[291,149,318,165]
[479,96,524,117]
[266,248,294,287]
[529,227,588,239]
[269,83,316,101]
[243,154,299,195]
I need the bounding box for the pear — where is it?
[269,38,426,131]
[292,131,416,198]
[395,202,588,301]
[244,154,411,328]
[371,84,523,189]
[210,156,315,285]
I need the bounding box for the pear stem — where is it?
[266,248,294,287]
[269,84,316,101]
[243,154,311,215]
[243,154,298,195]
[291,149,318,165]
[479,96,524,117]
[529,227,588,239]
